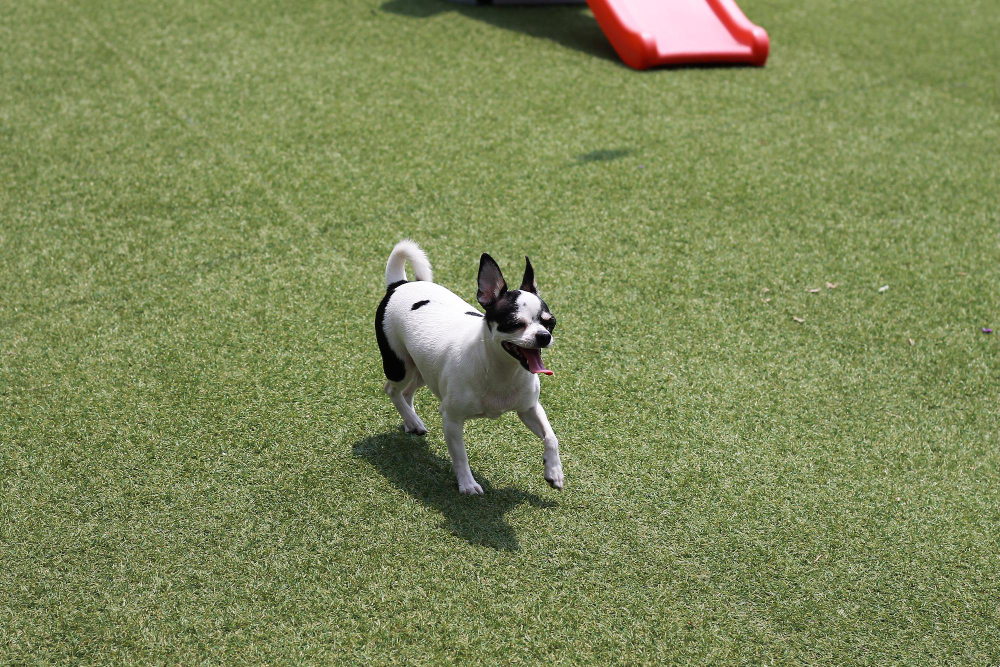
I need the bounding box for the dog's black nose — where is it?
[535,331,552,347]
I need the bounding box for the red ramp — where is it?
[586,0,769,70]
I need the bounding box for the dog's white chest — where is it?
[480,393,519,419]
[471,380,537,419]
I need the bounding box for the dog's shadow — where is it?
[353,432,556,551]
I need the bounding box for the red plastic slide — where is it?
[586,0,769,70]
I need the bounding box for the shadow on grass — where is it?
[381,0,620,65]
[577,148,631,163]
[353,432,556,551]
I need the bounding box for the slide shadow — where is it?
[353,432,557,551]
[381,0,620,65]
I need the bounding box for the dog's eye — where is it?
[545,317,556,332]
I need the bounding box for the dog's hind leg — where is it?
[384,364,427,435]
[401,372,425,410]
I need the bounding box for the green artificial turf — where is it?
[2,0,999,662]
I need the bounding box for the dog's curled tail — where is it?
[385,239,432,287]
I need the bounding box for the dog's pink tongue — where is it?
[521,348,553,375]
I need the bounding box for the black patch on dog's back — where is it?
[411,300,430,310]
[465,311,483,318]
[375,280,408,382]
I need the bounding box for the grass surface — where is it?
[2,0,999,662]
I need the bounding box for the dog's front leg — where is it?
[441,411,483,495]
[518,403,564,490]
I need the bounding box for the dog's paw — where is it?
[404,422,427,436]
[458,479,484,495]
[544,460,564,491]
[404,416,427,435]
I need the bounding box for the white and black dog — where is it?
[374,239,563,495]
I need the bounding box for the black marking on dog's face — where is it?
[488,289,526,334]
[411,300,430,310]
[375,280,408,382]
[465,311,483,318]
[488,290,531,371]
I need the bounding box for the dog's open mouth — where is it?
[502,341,553,375]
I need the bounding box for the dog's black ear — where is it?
[519,256,538,294]
[477,253,507,309]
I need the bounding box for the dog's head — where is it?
[477,254,556,375]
